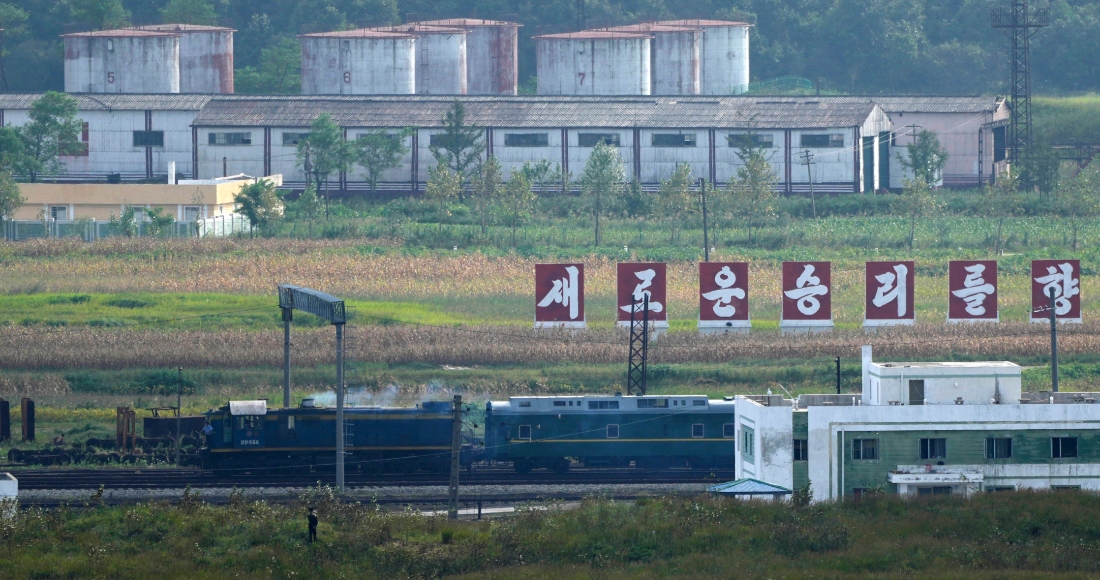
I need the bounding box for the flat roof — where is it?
[413,18,521,28]
[876,361,1019,368]
[534,31,653,40]
[62,29,181,38]
[138,23,236,32]
[298,28,418,39]
[659,19,753,27]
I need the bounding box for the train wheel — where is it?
[514,459,534,474]
[550,458,570,474]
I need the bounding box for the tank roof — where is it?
[659,19,753,27]
[371,24,470,34]
[413,18,521,28]
[138,23,236,32]
[298,28,418,39]
[602,23,703,32]
[61,29,181,38]
[534,30,652,40]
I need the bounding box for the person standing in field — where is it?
[308,507,318,543]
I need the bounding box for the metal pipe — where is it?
[448,394,462,519]
[700,177,709,262]
[835,357,841,395]
[1050,286,1059,392]
[283,308,292,408]
[335,323,345,491]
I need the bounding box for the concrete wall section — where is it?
[651,30,701,95]
[177,29,234,94]
[414,30,468,95]
[64,34,180,94]
[467,24,519,95]
[196,127,265,178]
[735,396,795,490]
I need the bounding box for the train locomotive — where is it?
[202,398,474,475]
[486,394,737,473]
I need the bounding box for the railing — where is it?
[2,219,204,241]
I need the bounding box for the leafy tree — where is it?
[18,92,84,183]
[287,185,323,237]
[160,0,219,25]
[108,206,138,238]
[429,101,485,200]
[234,179,283,236]
[500,171,535,247]
[520,159,554,196]
[470,155,503,236]
[0,171,23,221]
[424,163,461,228]
[657,163,694,244]
[898,130,948,186]
[0,126,26,173]
[355,128,413,194]
[622,177,652,219]
[1056,165,1100,252]
[235,37,301,94]
[981,168,1023,254]
[145,207,175,238]
[898,176,941,251]
[69,0,130,29]
[727,140,778,245]
[1017,141,1061,198]
[296,113,352,218]
[578,142,625,246]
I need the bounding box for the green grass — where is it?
[1034,94,1100,146]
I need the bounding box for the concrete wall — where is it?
[300,36,417,95]
[536,36,651,96]
[64,35,180,94]
[698,25,750,95]
[866,362,1022,406]
[177,29,234,94]
[888,111,999,189]
[415,31,468,95]
[10,180,260,221]
[466,24,519,95]
[652,30,700,95]
[735,396,794,490]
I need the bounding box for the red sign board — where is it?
[534,263,585,327]
[865,261,915,324]
[1031,259,1081,322]
[617,262,667,324]
[781,261,831,322]
[948,260,998,321]
[699,262,750,323]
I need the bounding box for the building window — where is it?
[49,206,68,221]
[919,438,946,460]
[1052,437,1078,459]
[183,206,201,222]
[793,438,808,461]
[637,398,668,409]
[1052,485,1082,491]
[908,380,925,405]
[741,429,753,456]
[723,423,735,438]
[607,424,619,438]
[728,133,774,148]
[429,134,456,148]
[693,424,705,438]
[986,437,1012,459]
[504,133,549,147]
[852,438,878,460]
[283,132,309,146]
[518,425,531,440]
[578,133,620,147]
[133,130,164,147]
[800,134,845,148]
[652,133,696,147]
[917,486,953,496]
[208,132,252,146]
[588,400,619,410]
[986,485,1015,493]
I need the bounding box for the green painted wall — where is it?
[793,411,809,490]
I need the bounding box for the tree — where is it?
[0,171,23,221]
[520,159,554,196]
[428,101,485,200]
[234,179,283,236]
[18,92,84,183]
[1017,141,1061,198]
[287,185,323,237]
[296,113,352,218]
[69,0,130,29]
[470,155,502,236]
[727,141,778,245]
[355,128,412,194]
[982,168,1023,254]
[424,164,461,229]
[657,163,694,244]
[898,176,941,251]
[234,37,301,94]
[160,0,219,25]
[501,171,535,247]
[898,129,948,186]
[108,206,138,238]
[145,207,175,238]
[578,142,625,246]
[0,126,27,174]
[1056,165,1099,252]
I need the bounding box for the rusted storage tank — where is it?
[375,24,468,94]
[300,29,417,95]
[606,23,700,95]
[62,30,181,93]
[138,24,235,93]
[660,20,750,95]
[414,18,519,95]
[535,31,651,95]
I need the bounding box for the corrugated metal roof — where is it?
[0,93,218,111]
[824,95,1004,114]
[192,95,881,129]
[708,478,792,495]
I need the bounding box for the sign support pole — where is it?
[1049,287,1059,393]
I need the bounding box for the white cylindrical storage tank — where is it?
[535,31,651,95]
[139,24,235,93]
[300,30,417,95]
[63,30,181,93]
[376,25,467,94]
[414,18,520,95]
[607,23,700,95]
[661,19,750,95]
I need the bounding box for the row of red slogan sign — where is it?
[534,260,1083,329]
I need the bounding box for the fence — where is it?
[2,214,252,241]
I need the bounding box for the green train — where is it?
[485,394,738,473]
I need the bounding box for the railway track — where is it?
[8,466,735,490]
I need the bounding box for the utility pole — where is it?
[282,305,292,408]
[175,367,182,467]
[835,358,841,395]
[626,295,650,396]
[448,394,463,520]
[992,0,1049,162]
[335,322,345,491]
[799,150,816,217]
[699,177,710,262]
[1049,287,1059,393]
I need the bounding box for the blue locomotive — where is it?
[485,394,738,473]
[202,398,473,475]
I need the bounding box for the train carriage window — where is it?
[222,415,232,443]
[518,401,531,407]
[607,424,619,438]
[518,425,532,440]
[723,423,735,438]
[693,400,706,406]
[637,398,668,408]
[554,401,566,407]
[588,401,619,409]
[692,424,704,438]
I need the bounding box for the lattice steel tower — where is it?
[992,0,1048,162]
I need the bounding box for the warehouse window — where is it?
[588,400,619,410]
[283,132,309,146]
[920,438,946,460]
[852,438,878,460]
[917,486,953,496]
[637,398,668,409]
[518,425,531,440]
[801,133,845,148]
[504,133,549,147]
[692,424,704,438]
[209,132,252,146]
[429,134,457,148]
[183,206,201,222]
[652,133,696,147]
[986,437,1012,459]
[793,439,808,461]
[728,133,774,148]
[133,130,164,147]
[578,133,620,147]
[986,486,1016,493]
[1052,437,1078,459]
[742,429,753,456]
[62,122,89,157]
[723,424,735,438]
[607,424,619,438]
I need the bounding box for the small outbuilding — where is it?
[708,478,792,501]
